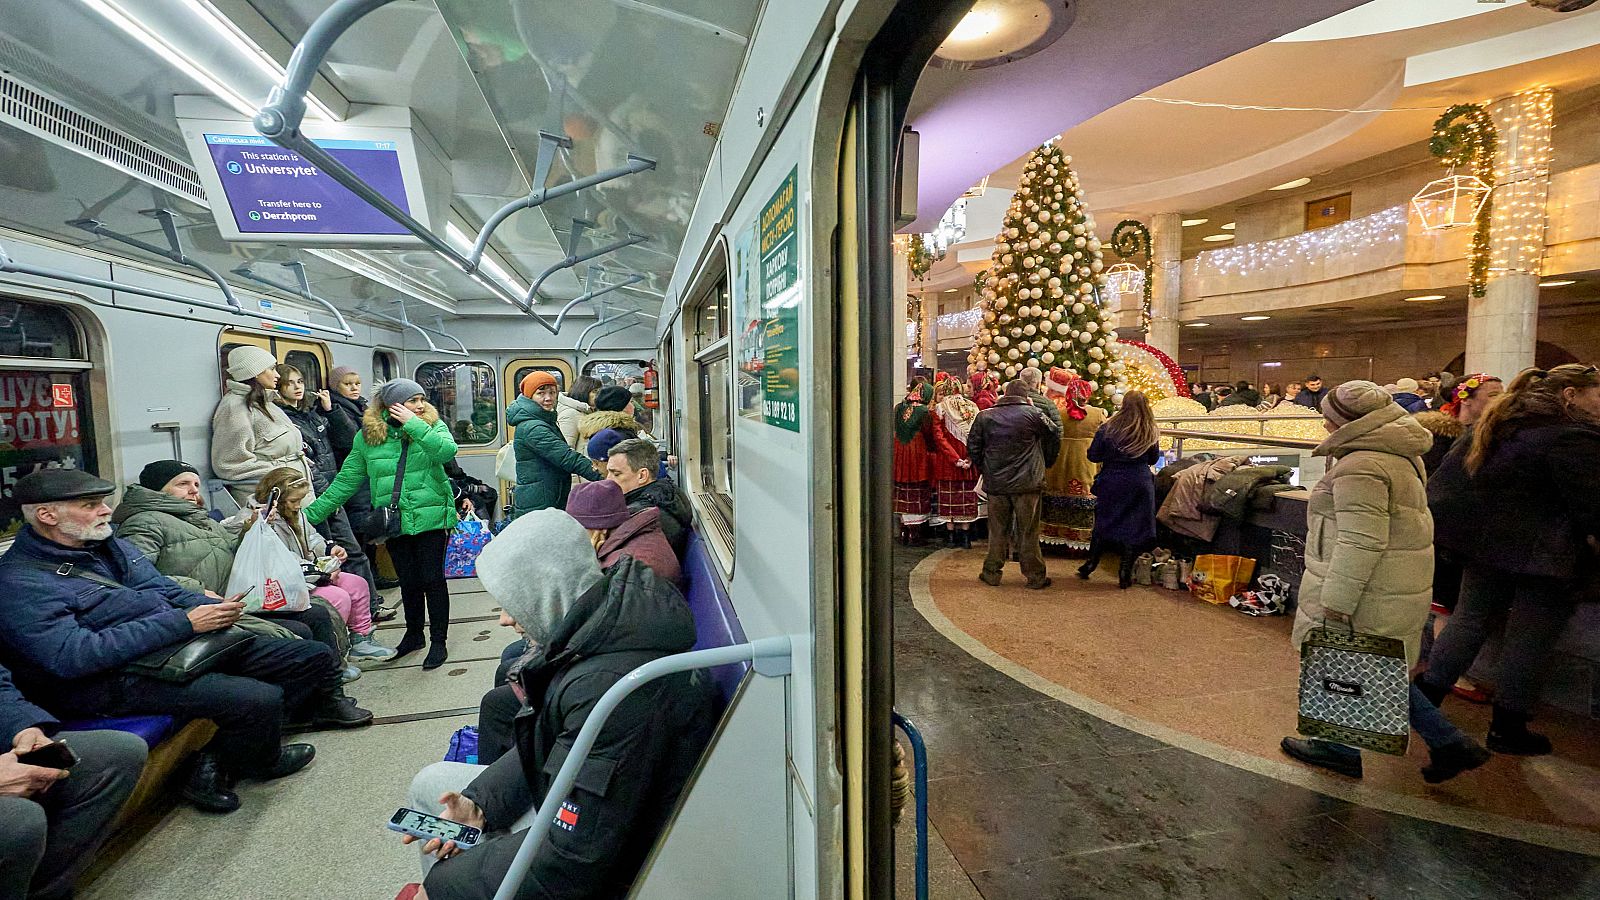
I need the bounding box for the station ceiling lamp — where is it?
[931,0,1077,69]
[1539,279,1577,287]
[1241,315,1271,321]
[1220,222,1236,230]
[1182,218,1208,227]
[1269,177,1311,191]
[1404,294,1447,302]
[1202,233,1234,242]
[1184,322,1211,327]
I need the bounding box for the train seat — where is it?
[681,530,747,707]
[60,716,217,833]
[60,714,181,747]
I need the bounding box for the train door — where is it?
[217,330,333,393]
[497,357,574,498]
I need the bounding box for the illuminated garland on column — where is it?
[1428,104,1497,298]
[1111,220,1153,332]
[905,293,923,359]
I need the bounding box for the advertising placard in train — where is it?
[0,371,90,539]
[734,167,803,433]
[202,134,412,237]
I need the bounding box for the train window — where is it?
[284,350,324,394]
[373,350,397,384]
[583,358,654,433]
[690,271,734,537]
[416,360,498,446]
[0,300,97,540]
[510,365,566,394]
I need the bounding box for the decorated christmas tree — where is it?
[968,142,1122,410]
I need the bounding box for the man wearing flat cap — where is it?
[0,469,370,815]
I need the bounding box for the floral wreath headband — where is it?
[1453,373,1499,404]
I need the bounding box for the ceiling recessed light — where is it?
[1269,177,1311,191]
[1182,218,1208,227]
[1539,279,1576,287]
[1404,294,1447,302]
[943,288,957,292]
[1241,315,1271,321]
[947,9,999,41]
[1184,322,1211,327]
[1202,234,1234,242]
[932,1,1077,70]
[1220,222,1236,230]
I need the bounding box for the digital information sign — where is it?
[202,133,411,237]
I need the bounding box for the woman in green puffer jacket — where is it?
[507,370,602,519]
[305,379,464,670]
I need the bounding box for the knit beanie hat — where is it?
[1321,380,1395,427]
[226,345,278,382]
[586,427,633,462]
[475,509,603,644]
[593,385,632,412]
[139,459,199,491]
[520,370,558,398]
[331,365,360,387]
[375,378,427,408]
[566,479,629,530]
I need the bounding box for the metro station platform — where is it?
[895,545,1600,899]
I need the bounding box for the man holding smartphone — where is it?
[0,661,146,900]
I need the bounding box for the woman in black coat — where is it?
[327,365,393,608]
[1078,391,1161,588]
[1418,364,1600,755]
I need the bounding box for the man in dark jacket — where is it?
[1218,381,1260,408]
[403,510,718,899]
[968,381,1061,589]
[1016,366,1063,434]
[605,437,692,559]
[1293,374,1329,410]
[0,470,370,814]
[0,662,146,900]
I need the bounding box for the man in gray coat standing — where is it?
[968,380,1062,589]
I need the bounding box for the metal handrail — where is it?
[0,242,354,338]
[231,261,354,336]
[1154,414,1322,422]
[550,271,649,331]
[1160,427,1321,452]
[353,299,466,356]
[892,712,929,900]
[492,636,794,900]
[254,0,654,330]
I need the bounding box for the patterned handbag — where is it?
[1297,625,1410,756]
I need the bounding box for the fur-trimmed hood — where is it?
[576,409,643,442]
[361,400,441,446]
[1412,410,1464,441]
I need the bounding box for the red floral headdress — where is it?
[1441,373,1500,418]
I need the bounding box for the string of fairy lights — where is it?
[1489,88,1554,278]
[1193,206,1407,279]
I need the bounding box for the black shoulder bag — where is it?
[359,434,409,544]
[25,562,254,683]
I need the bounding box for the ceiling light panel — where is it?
[931,0,1077,69]
[1539,279,1576,287]
[1182,218,1208,227]
[1269,177,1311,191]
[1202,234,1234,242]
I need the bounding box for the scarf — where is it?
[894,384,934,445]
[937,395,979,445]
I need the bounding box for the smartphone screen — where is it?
[390,808,477,844]
[17,741,78,770]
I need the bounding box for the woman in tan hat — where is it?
[211,345,315,509]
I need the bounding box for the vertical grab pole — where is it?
[892,712,929,900]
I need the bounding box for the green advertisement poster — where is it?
[739,166,802,432]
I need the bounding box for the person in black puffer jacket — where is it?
[1418,364,1600,756]
[275,364,379,603]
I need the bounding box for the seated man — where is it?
[0,660,146,900]
[402,510,718,899]
[0,470,371,815]
[603,437,691,560]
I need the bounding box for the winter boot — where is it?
[181,753,240,813]
[393,628,426,659]
[1118,554,1137,590]
[1486,706,1553,756]
[1421,740,1492,784]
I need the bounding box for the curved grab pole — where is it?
[232,261,353,336]
[491,636,794,900]
[0,242,353,338]
[550,273,648,332]
[354,300,466,356]
[519,233,648,313]
[422,315,470,356]
[69,211,242,311]
[574,309,651,354]
[256,0,656,331]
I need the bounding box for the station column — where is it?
[893,240,910,396]
[920,294,938,373]
[1466,89,1554,379]
[1148,212,1182,361]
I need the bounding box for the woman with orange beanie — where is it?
[506,370,603,518]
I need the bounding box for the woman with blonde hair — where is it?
[1418,364,1600,755]
[1077,391,1161,588]
[253,467,395,663]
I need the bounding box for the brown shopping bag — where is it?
[1189,554,1256,604]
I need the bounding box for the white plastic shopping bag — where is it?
[226,509,312,613]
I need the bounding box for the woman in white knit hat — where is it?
[211,345,316,509]
[1280,380,1490,784]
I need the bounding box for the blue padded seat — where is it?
[59,715,180,748]
[680,531,747,706]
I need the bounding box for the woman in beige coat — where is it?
[1281,381,1490,785]
[211,345,315,508]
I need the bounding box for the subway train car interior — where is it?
[0,0,1598,897]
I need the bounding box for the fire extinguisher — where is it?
[642,363,659,409]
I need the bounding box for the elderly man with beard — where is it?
[0,470,368,815]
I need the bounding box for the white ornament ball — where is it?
[1049,243,1062,253]
[1039,320,1053,334]
[1002,254,1014,266]
[1072,302,1086,314]
[1072,224,1085,236]
[982,311,996,323]
[1049,287,1064,299]
[996,335,1010,348]
[1053,212,1066,224]
[979,333,992,345]
[1005,364,1018,378]
[1041,352,1055,365]
[988,351,1000,365]
[1023,324,1037,336]
[1007,348,1020,360]
[1055,230,1071,242]
[1079,332,1093,344]
[1091,260,1103,273]
[1086,321,1099,333]
[1026,221,1039,234]
[1049,311,1062,322]
[1007,228,1020,239]
[1088,362,1102,376]
[1029,288,1043,300]
[1028,273,1041,285]
[1049,339,1063,352]
[1032,340,1046,352]
[1087,380,1099,392]
[1095,337,1106,347]
[1088,238,1102,252]
[1074,237,1087,248]
[1107,330,1118,341]
[1037,210,1051,224]
[1058,261,1073,275]
[1089,346,1104,359]
[1008,327,1022,338]
[1023,256,1035,269]
[1029,238,1041,251]
[1079,283,1094,295]
[1048,276,1062,289]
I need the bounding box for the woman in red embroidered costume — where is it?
[892,381,936,544]
[1039,368,1106,550]
[928,374,981,548]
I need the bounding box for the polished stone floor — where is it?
[892,544,1600,898]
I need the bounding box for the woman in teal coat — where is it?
[307,378,465,670]
[507,370,602,518]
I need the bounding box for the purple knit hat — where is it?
[566,479,629,530]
